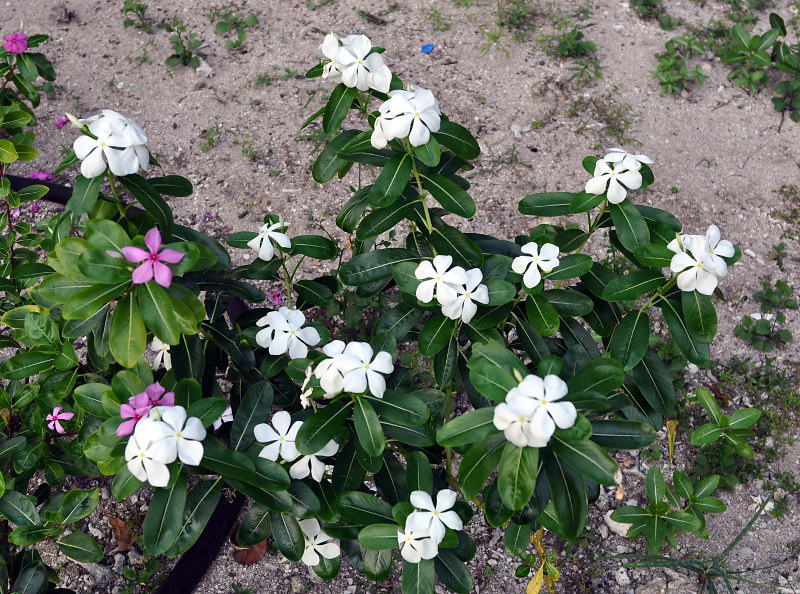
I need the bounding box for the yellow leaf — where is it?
[527,564,544,594]
[666,420,679,465]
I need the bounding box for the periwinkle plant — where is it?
[0,29,755,594]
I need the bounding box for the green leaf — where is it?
[338,491,394,525]
[10,562,46,594]
[270,512,305,562]
[57,532,104,563]
[433,119,480,159]
[682,291,717,343]
[418,313,456,356]
[728,408,760,429]
[610,199,649,252]
[62,282,128,320]
[437,408,497,447]
[413,136,441,167]
[421,173,476,218]
[518,192,572,216]
[0,491,39,526]
[609,505,649,527]
[9,525,59,546]
[664,510,702,531]
[550,438,619,486]
[503,521,531,556]
[356,196,421,241]
[543,452,587,540]
[337,186,371,232]
[541,289,593,316]
[608,309,650,371]
[568,359,624,396]
[353,398,385,457]
[291,234,338,260]
[633,243,674,268]
[526,294,560,336]
[603,270,665,302]
[659,298,710,366]
[340,248,419,286]
[402,559,435,594]
[546,254,593,280]
[295,401,351,455]
[431,225,484,269]
[112,466,143,499]
[142,468,188,555]
[367,391,431,426]
[339,131,394,166]
[459,434,505,500]
[149,175,193,197]
[138,282,180,345]
[199,438,256,481]
[0,139,18,163]
[467,341,525,401]
[0,351,55,381]
[434,549,473,594]
[109,293,147,368]
[497,443,538,510]
[237,503,272,547]
[322,83,356,134]
[691,424,723,446]
[632,350,675,415]
[645,465,666,503]
[231,382,273,451]
[85,219,130,253]
[60,488,99,524]
[118,174,174,237]
[187,397,229,428]
[589,420,656,449]
[358,524,400,550]
[406,451,433,494]
[696,386,721,425]
[166,479,223,556]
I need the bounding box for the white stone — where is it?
[604,510,630,537]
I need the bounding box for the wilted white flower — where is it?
[289,439,339,482]
[247,221,291,262]
[603,148,653,170]
[314,340,347,397]
[397,528,438,563]
[212,405,234,430]
[415,255,467,306]
[511,242,560,289]
[253,410,301,462]
[405,490,463,544]
[298,519,340,567]
[255,307,321,359]
[440,268,489,324]
[149,337,171,371]
[585,160,642,204]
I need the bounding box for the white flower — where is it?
[585,160,642,204]
[212,405,234,430]
[298,519,340,566]
[440,268,489,324]
[289,439,339,482]
[149,337,171,370]
[414,255,468,306]
[405,490,463,544]
[694,224,734,277]
[247,221,291,262]
[255,307,321,359]
[314,340,347,397]
[124,432,172,487]
[397,528,438,563]
[73,110,149,178]
[371,85,441,148]
[494,375,577,448]
[299,364,314,409]
[370,109,392,150]
[321,33,391,93]
[334,341,394,399]
[253,410,301,462]
[512,242,560,289]
[668,236,719,295]
[147,406,207,466]
[603,148,653,170]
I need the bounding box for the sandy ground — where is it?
[4,0,800,591]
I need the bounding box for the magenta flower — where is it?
[47,406,74,434]
[130,382,175,409]
[122,227,184,288]
[28,170,52,181]
[55,115,69,129]
[267,289,283,307]
[31,202,39,213]
[3,33,28,55]
[117,401,153,436]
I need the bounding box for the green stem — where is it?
[404,139,433,234]
[639,275,678,312]
[106,172,126,216]
[279,256,293,309]
[444,381,454,480]
[575,200,608,254]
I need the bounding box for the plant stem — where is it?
[404,139,433,234]
[279,256,293,309]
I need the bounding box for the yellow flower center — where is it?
[175,432,182,439]
[540,399,548,406]
[414,112,420,117]
[139,452,146,458]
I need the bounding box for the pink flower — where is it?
[31,202,39,213]
[55,115,69,129]
[28,170,52,181]
[3,33,28,55]
[117,402,152,436]
[267,289,283,307]
[47,406,74,434]
[130,382,175,409]
[122,227,184,288]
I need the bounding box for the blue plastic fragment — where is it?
[421,43,434,54]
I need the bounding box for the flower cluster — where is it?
[124,405,206,487]
[493,374,577,448]
[668,224,734,295]
[371,85,441,149]
[314,340,394,399]
[254,411,338,482]
[122,227,184,288]
[117,382,175,436]
[255,307,321,359]
[398,489,463,563]
[248,220,291,262]
[512,242,560,289]
[319,33,391,93]
[585,148,653,204]
[71,109,151,179]
[414,255,489,324]
[3,32,27,54]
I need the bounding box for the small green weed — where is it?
[550,27,596,59]
[733,277,796,352]
[630,0,678,30]
[568,56,603,86]
[123,0,152,33]
[568,87,639,145]
[165,18,203,68]
[423,7,452,31]
[305,0,335,9]
[235,133,260,160]
[779,184,800,238]
[281,67,299,81]
[652,34,707,95]
[479,26,509,56]
[231,584,254,594]
[200,122,220,153]
[213,11,259,51]
[497,0,536,41]
[255,72,273,87]
[120,558,164,594]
